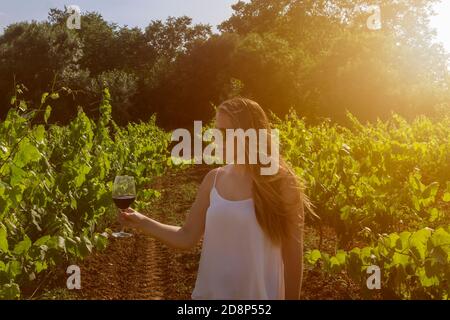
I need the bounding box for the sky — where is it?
[0,0,238,31]
[0,0,449,52]
[430,1,450,52]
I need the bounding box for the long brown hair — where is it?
[217,98,315,245]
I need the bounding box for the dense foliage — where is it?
[275,112,450,299]
[0,89,171,298]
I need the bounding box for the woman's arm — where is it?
[118,169,218,250]
[281,177,305,300]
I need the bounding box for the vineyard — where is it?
[276,112,450,299]
[0,89,449,299]
[0,88,172,299]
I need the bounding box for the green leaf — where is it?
[0,282,20,299]
[6,260,22,278]
[33,235,51,247]
[360,247,373,264]
[443,193,450,202]
[429,208,439,222]
[74,164,91,187]
[13,138,41,168]
[34,125,46,143]
[329,256,342,273]
[13,235,32,255]
[430,228,450,248]
[94,233,108,251]
[443,182,450,202]
[41,93,49,105]
[44,105,52,123]
[307,249,322,265]
[397,231,411,250]
[35,261,48,273]
[78,236,93,258]
[392,252,410,267]
[422,182,439,199]
[47,235,67,250]
[336,251,347,264]
[70,197,77,209]
[0,180,7,196]
[410,229,432,261]
[50,93,59,100]
[0,227,8,253]
[356,187,363,198]
[10,165,27,187]
[418,268,439,287]
[385,233,400,248]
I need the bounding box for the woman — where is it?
[118,98,314,300]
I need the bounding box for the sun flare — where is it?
[431,1,450,52]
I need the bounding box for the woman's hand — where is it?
[118,208,147,231]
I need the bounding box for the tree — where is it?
[217,0,449,123]
[0,21,83,119]
[145,16,212,61]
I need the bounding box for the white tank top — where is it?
[192,168,285,300]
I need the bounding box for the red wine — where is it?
[113,195,136,209]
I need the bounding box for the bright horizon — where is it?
[430,0,450,53]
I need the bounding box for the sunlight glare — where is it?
[431,1,450,53]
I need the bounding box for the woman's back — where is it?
[192,166,285,300]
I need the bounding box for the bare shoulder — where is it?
[189,167,222,207]
[199,167,221,190]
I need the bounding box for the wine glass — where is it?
[112,175,136,238]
